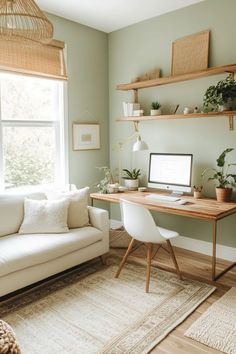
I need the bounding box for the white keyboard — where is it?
[145,194,180,202]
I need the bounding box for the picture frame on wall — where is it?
[72,123,101,151]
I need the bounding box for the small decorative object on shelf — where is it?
[203,77,236,112]
[133,109,144,117]
[122,168,141,190]
[193,106,199,113]
[131,68,160,83]
[173,104,179,114]
[151,101,162,116]
[193,185,203,199]
[201,148,236,202]
[123,102,140,116]
[183,107,192,114]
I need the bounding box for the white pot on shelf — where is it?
[218,99,232,112]
[124,179,139,191]
[150,109,162,116]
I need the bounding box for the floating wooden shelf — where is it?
[116,111,236,121]
[115,111,236,130]
[115,63,236,91]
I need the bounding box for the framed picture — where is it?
[72,123,101,151]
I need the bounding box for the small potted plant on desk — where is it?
[201,148,236,202]
[193,185,203,199]
[150,101,162,116]
[122,168,141,190]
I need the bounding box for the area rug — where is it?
[185,287,236,354]
[0,256,215,354]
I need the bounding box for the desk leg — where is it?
[212,220,217,281]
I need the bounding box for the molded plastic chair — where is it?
[115,199,182,292]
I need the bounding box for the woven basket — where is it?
[0,320,21,354]
[110,226,133,248]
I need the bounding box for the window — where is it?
[0,73,67,191]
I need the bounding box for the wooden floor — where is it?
[112,244,236,354]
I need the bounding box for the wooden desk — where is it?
[90,191,236,281]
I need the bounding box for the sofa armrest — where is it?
[88,206,109,234]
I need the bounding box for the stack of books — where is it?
[123,102,143,117]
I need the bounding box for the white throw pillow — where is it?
[19,198,70,234]
[47,187,89,229]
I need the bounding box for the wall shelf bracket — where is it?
[229,115,234,131]
[133,89,138,103]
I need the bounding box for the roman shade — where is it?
[0,39,67,81]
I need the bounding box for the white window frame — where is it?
[0,74,68,192]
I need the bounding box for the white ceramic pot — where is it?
[150,109,161,116]
[107,183,119,193]
[124,179,139,191]
[218,99,232,112]
[184,107,192,114]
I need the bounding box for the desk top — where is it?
[90,191,236,221]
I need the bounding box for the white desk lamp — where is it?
[113,122,148,185]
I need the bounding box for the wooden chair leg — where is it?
[115,238,135,278]
[99,255,106,265]
[166,239,182,280]
[146,243,153,293]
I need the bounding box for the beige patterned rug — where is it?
[0,256,215,354]
[185,287,236,354]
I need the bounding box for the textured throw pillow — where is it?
[47,187,89,229]
[19,198,70,234]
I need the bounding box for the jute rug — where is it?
[0,256,215,354]
[185,287,236,354]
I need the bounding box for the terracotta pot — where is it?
[215,187,232,202]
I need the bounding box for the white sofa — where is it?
[0,192,109,297]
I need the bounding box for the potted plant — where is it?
[201,148,236,202]
[203,77,236,112]
[122,168,141,190]
[150,101,162,116]
[95,166,114,194]
[193,185,203,199]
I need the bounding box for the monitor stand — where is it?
[170,191,183,198]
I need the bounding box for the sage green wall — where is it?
[46,13,109,196]
[108,0,236,247]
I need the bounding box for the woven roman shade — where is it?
[0,39,67,81]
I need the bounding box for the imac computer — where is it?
[148,153,193,197]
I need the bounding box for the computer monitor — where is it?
[148,153,193,196]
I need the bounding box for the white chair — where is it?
[115,199,182,292]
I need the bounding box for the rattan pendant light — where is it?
[0,0,53,44]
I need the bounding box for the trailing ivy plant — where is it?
[203,77,236,112]
[201,148,236,188]
[95,166,113,194]
[122,168,141,180]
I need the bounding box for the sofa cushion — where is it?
[0,226,103,278]
[47,187,90,229]
[0,193,46,238]
[19,198,70,234]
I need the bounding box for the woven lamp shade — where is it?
[0,0,53,44]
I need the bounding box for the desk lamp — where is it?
[113,122,148,185]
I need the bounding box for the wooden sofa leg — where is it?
[99,255,106,265]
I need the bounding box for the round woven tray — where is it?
[0,320,21,354]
